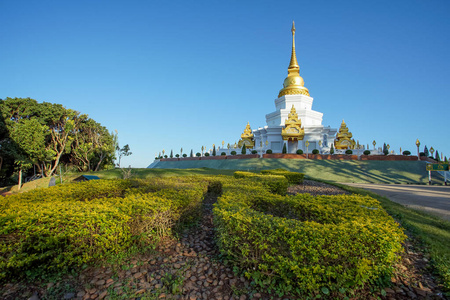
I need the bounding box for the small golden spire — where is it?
[278,21,309,98]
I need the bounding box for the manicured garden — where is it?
[0,170,419,298]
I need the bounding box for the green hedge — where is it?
[213,177,406,297]
[0,177,208,281]
[260,169,304,185]
[233,171,288,195]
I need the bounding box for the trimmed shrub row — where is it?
[260,169,304,185]
[0,177,208,281]
[213,176,406,297]
[233,171,288,195]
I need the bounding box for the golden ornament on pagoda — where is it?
[334,120,356,150]
[278,21,310,98]
[238,122,255,149]
[281,105,305,141]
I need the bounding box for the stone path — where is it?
[1,182,448,299]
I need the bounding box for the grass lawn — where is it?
[153,158,445,184]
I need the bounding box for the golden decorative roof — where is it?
[238,122,255,149]
[278,21,310,98]
[281,105,305,141]
[334,120,356,150]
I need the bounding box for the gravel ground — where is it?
[1,181,447,300]
[287,180,351,196]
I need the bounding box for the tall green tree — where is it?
[9,119,48,188]
[0,97,115,181]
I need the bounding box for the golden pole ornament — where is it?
[430,147,435,156]
[416,139,420,161]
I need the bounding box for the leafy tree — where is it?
[196,152,201,157]
[241,144,246,155]
[424,146,429,157]
[282,143,287,154]
[9,119,47,189]
[330,143,335,155]
[117,144,132,167]
[435,150,440,162]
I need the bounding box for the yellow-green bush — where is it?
[233,171,288,195]
[260,169,305,185]
[213,177,406,296]
[0,177,207,281]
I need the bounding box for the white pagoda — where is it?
[251,22,337,154]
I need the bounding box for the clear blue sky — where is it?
[1,0,449,167]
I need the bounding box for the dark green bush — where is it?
[266,149,273,154]
[221,152,226,156]
[345,149,353,154]
[196,152,201,157]
[175,154,180,158]
[205,152,210,156]
[296,149,303,155]
[402,150,411,156]
[363,150,370,155]
[182,154,187,158]
[251,150,258,154]
[231,150,237,155]
[282,143,287,154]
[241,144,247,155]
[419,152,425,157]
[312,149,319,154]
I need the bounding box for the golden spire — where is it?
[288,22,299,73]
[278,21,310,98]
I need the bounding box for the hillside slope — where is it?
[151,158,444,184]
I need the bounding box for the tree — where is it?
[435,150,440,162]
[424,146,429,157]
[241,144,246,155]
[117,144,132,167]
[330,143,335,155]
[282,143,287,154]
[212,145,216,156]
[9,119,47,189]
[0,98,84,177]
[170,149,173,158]
[190,149,193,157]
[383,143,388,155]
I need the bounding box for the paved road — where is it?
[344,183,450,221]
